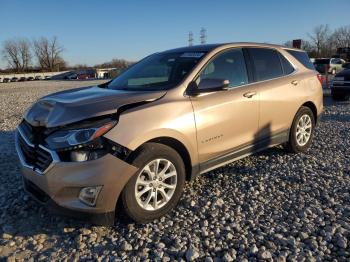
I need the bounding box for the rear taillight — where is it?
[316,74,323,85]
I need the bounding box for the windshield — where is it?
[107,52,206,91]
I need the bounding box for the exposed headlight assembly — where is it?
[45,121,117,150]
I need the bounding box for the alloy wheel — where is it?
[134,159,177,211]
[296,114,312,146]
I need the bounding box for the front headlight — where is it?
[45,121,116,150]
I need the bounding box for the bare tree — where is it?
[331,25,350,49]
[2,40,20,72]
[94,58,133,70]
[2,38,32,72]
[33,36,65,71]
[18,39,32,71]
[308,24,332,57]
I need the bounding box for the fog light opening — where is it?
[79,186,102,206]
[70,151,89,162]
[70,150,107,162]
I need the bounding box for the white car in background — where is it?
[314,58,346,75]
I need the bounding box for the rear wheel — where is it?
[121,143,185,223]
[286,106,315,153]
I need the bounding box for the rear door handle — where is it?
[291,80,298,86]
[243,91,257,98]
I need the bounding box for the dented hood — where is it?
[24,86,166,127]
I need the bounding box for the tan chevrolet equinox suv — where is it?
[16,43,323,225]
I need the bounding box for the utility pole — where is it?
[188,31,194,46]
[200,28,207,44]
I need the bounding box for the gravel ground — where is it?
[0,81,349,261]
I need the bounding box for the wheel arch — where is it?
[301,101,318,123]
[144,137,193,181]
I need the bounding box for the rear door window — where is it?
[248,48,283,81]
[286,50,315,70]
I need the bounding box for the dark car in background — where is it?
[18,77,27,82]
[11,77,19,82]
[314,59,329,74]
[65,73,78,80]
[3,78,10,83]
[35,76,42,80]
[27,76,34,81]
[342,62,350,70]
[331,67,350,100]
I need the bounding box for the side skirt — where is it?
[196,129,289,176]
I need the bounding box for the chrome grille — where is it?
[16,126,57,174]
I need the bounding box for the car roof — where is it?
[161,42,303,54]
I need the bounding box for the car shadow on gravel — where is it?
[252,123,272,153]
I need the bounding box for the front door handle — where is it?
[243,91,257,98]
[291,80,298,86]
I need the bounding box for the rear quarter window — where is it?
[278,53,295,75]
[286,49,315,70]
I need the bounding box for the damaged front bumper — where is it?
[15,129,138,226]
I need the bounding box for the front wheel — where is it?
[121,143,185,223]
[285,106,315,153]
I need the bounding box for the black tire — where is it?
[121,142,185,223]
[285,106,315,153]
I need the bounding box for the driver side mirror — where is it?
[187,78,230,96]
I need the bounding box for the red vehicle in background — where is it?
[67,69,96,80]
[77,74,90,80]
